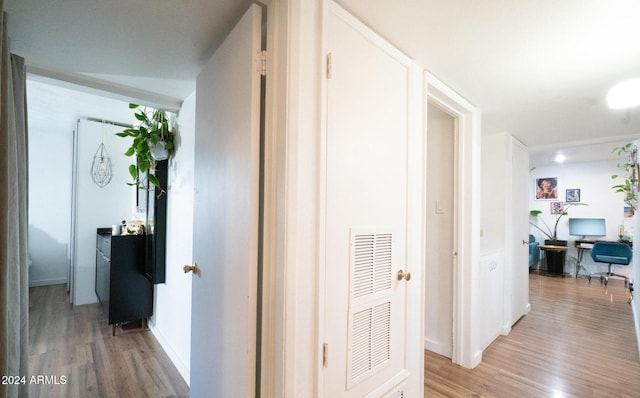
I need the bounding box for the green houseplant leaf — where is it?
[529,203,587,241]
[117,103,177,191]
[611,143,638,211]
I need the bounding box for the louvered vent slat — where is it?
[351,308,372,379]
[371,302,391,367]
[353,234,375,298]
[349,229,394,385]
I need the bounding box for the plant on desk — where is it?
[529,202,587,243]
[530,202,587,275]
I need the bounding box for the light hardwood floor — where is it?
[28,284,189,398]
[30,274,640,397]
[425,273,640,397]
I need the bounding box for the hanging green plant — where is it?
[611,143,638,211]
[116,103,176,189]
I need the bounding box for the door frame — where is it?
[259,0,325,396]
[425,72,482,368]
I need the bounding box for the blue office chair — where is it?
[529,234,540,269]
[588,242,632,287]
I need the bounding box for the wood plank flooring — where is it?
[28,284,189,398]
[425,273,640,397]
[29,274,640,397]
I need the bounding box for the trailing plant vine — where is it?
[116,104,176,189]
[611,143,639,211]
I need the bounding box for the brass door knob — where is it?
[397,269,411,281]
[184,263,199,275]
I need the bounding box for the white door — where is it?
[323,3,422,397]
[509,138,530,324]
[189,4,262,397]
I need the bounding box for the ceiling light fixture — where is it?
[90,123,114,188]
[607,78,640,109]
[554,153,566,163]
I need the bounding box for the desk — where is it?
[575,240,595,277]
[539,245,568,275]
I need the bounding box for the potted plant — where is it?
[530,202,586,274]
[611,143,638,213]
[116,103,176,189]
[529,202,586,243]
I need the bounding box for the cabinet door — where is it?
[109,235,152,324]
[95,247,110,302]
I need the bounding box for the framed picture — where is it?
[535,177,558,200]
[550,201,565,214]
[566,188,580,203]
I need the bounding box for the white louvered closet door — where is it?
[322,2,421,397]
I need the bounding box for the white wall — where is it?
[479,132,508,349]
[27,79,137,288]
[529,159,629,277]
[28,128,72,286]
[480,132,531,348]
[148,91,195,385]
[480,133,508,252]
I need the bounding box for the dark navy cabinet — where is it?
[95,228,153,327]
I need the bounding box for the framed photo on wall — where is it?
[550,201,565,214]
[535,177,558,200]
[566,188,580,202]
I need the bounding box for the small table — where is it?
[539,245,569,276]
[574,241,595,277]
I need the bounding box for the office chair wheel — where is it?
[604,278,608,286]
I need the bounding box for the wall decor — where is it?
[535,177,558,200]
[550,201,564,214]
[566,188,580,202]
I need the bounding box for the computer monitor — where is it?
[568,218,606,238]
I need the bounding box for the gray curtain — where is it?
[0,3,30,398]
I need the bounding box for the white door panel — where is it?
[189,4,262,397]
[510,138,530,323]
[323,3,421,397]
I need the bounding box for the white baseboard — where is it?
[471,350,483,368]
[632,300,640,363]
[29,278,67,287]
[149,322,190,386]
[423,337,451,358]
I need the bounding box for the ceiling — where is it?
[6,0,640,164]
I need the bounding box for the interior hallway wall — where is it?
[148,91,195,384]
[27,79,136,288]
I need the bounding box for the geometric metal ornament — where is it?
[91,142,113,188]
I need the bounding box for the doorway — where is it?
[424,102,456,359]
[424,72,482,368]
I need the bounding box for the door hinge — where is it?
[323,342,329,367]
[326,53,333,79]
[260,50,267,76]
